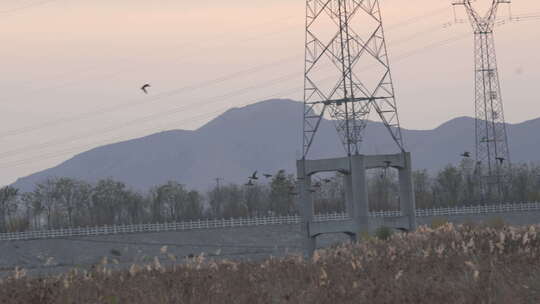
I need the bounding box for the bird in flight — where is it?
[141,83,151,94]
[461,151,471,158]
[395,227,409,233]
[249,171,258,180]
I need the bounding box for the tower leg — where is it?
[351,155,369,237]
[297,160,316,257]
[399,152,417,231]
[343,173,354,217]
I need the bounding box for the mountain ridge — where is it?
[12,99,540,192]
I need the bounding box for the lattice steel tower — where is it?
[302,0,404,158]
[453,0,511,199]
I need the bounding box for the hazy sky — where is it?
[1,0,539,186]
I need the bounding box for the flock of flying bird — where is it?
[244,171,332,196]
[242,151,505,196]
[461,151,506,165]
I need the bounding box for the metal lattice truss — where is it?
[453,0,511,190]
[302,0,404,158]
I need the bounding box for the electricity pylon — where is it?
[302,0,404,159]
[452,0,511,200]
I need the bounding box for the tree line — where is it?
[1,162,539,232]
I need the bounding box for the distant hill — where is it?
[12,99,540,192]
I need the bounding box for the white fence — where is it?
[1,202,539,241]
[415,202,540,217]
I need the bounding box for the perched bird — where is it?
[249,171,258,180]
[496,157,505,164]
[245,179,254,186]
[263,174,272,178]
[461,151,471,158]
[141,83,151,94]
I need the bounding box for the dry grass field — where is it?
[1,223,539,304]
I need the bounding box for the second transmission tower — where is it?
[453,0,511,200]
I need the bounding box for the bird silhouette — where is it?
[461,151,471,158]
[141,84,151,94]
[263,174,272,178]
[249,171,258,180]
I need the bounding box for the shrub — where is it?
[110,249,122,257]
[7,218,30,233]
[461,219,479,230]
[430,217,449,229]
[374,226,393,240]
[484,216,506,229]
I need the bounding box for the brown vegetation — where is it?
[1,223,540,303]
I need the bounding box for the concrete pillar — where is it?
[343,174,354,218]
[297,159,316,256]
[343,173,357,243]
[350,155,369,236]
[398,152,417,231]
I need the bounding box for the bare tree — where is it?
[412,170,433,209]
[151,181,202,222]
[91,179,129,225]
[269,170,297,215]
[0,186,19,232]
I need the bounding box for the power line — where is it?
[386,6,450,30]
[0,6,455,140]
[0,32,472,164]
[8,24,302,97]
[6,14,299,90]
[0,54,301,140]
[0,73,303,160]
[0,87,302,169]
[0,0,61,16]
[0,33,472,169]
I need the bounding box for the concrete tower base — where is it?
[297,152,416,256]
